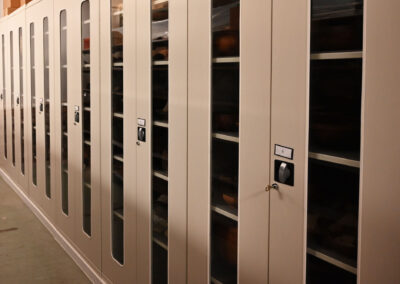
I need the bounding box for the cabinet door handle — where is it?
[16,96,19,105]
[39,98,44,113]
[74,106,80,124]
[265,183,279,191]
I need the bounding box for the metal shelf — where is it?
[153,232,168,251]
[213,57,240,63]
[153,170,168,181]
[113,112,123,119]
[112,10,123,16]
[153,60,168,66]
[212,132,239,143]
[311,51,362,60]
[113,62,123,67]
[153,120,168,128]
[309,151,360,168]
[211,205,238,222]
[114,209,124,220]
[307,247,357,275]
[113,154,123,163]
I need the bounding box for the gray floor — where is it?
[0,177,91,284]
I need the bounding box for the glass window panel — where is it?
[111,0,124,264]
[60,10,68,215]
[81,0,91,236]
[10,31,15,166]
[2,35,7,159]
[151,0,169,282]
[307,0,363,282]
[210,0,240,283]
[29,24,36,185]
[19,27,25,175]
[43,17,51,198]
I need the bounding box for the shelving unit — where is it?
[210,1,240,283]
[307,1,363,282]
[151,0,169,282]
[111,0,124,265]
[81,0,91,236]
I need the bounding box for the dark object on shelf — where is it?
[213,113,238,132]
[83,37,90,50]
[214,223,237,267]
[222,191,237,208]
[311,0,363,52]
[309,112,360,150]
[152,46,168,60]
[213,31,239,58]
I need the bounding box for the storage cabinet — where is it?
[188,0,272,283]
[136,0,188,283]
[53,0,102,271]
[25,0,55,219]
[0,9,28,193]
[0,1,399,284]
[100,0,138,281]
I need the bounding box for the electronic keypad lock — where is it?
[274,159,294,186]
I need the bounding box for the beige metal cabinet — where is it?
[100,0,138,282]
[187,0,272,283]
[0,18,5,168]
[25,0,56,220]
[135,0,188,283]
[3,8,29,194]
[53,0,102,270]
[269,1,400,284]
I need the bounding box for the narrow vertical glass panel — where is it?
[2,35,7,159]
[43,17,51,198]
[151,0,168,282]
[29,24,36,186]
[111,0,124,264]
[19,27,25,175]
[81,0,91,236]
[306,0,363,283]
[210,0,240,283]
[60,10,68,215]
[10,31,15,166]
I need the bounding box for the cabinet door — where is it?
[270,0,364,283]
[26,0,55,220]
[100,0,137,281]
[73,0,102,270]
[359,1,400,283]
[0,20,5,164]
[136,0,188,283]
[6,10,29,193]
[16,13,29,192]
[187,0,272,283]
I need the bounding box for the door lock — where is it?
[265,183,279,191]
[39,98,44,113]
[74,106,80,124]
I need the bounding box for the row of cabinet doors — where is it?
[0,0,398,283]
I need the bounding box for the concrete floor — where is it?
[0,177,91,284]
